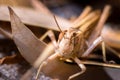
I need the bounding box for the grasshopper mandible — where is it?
[36,5,111,80]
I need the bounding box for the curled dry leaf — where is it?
[8,7,47,66]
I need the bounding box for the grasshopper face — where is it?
[57,28,86,59]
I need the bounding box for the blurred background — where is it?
[0,0,120,80]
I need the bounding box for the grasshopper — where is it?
[35,5,111,80]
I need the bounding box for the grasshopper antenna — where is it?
[53,14,67,40]
[53,15,63,32]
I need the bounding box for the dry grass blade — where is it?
[0,6,71,31]
[0,27,12,39]
[8,7,47,65]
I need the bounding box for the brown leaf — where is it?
[41,55,81,80]
[8,7,47,66]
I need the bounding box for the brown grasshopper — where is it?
[35,5,111,80]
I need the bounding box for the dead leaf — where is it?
[8,7,47,66]
[41,55,81,80]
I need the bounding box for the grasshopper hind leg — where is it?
[68,57,86,80]
[102,41,115,63]
[102,42,118,64]
[102,41,107,62]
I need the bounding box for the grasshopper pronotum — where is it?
[36,5,111,80]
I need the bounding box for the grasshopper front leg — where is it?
[40,30,58,49]
[68,57,86,80]
[36,30,58,80]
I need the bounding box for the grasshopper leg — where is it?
[68,57,86,80]
[82,36,108,62]
[102,42,118,63]
[35,61,47,80]
[39,30,51,41]
[40,30,58,49]
[102,41,107,62]
[107,46,120,58]
[82,36,114,63]
[82,36,103,57]
[47,30,58,49]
